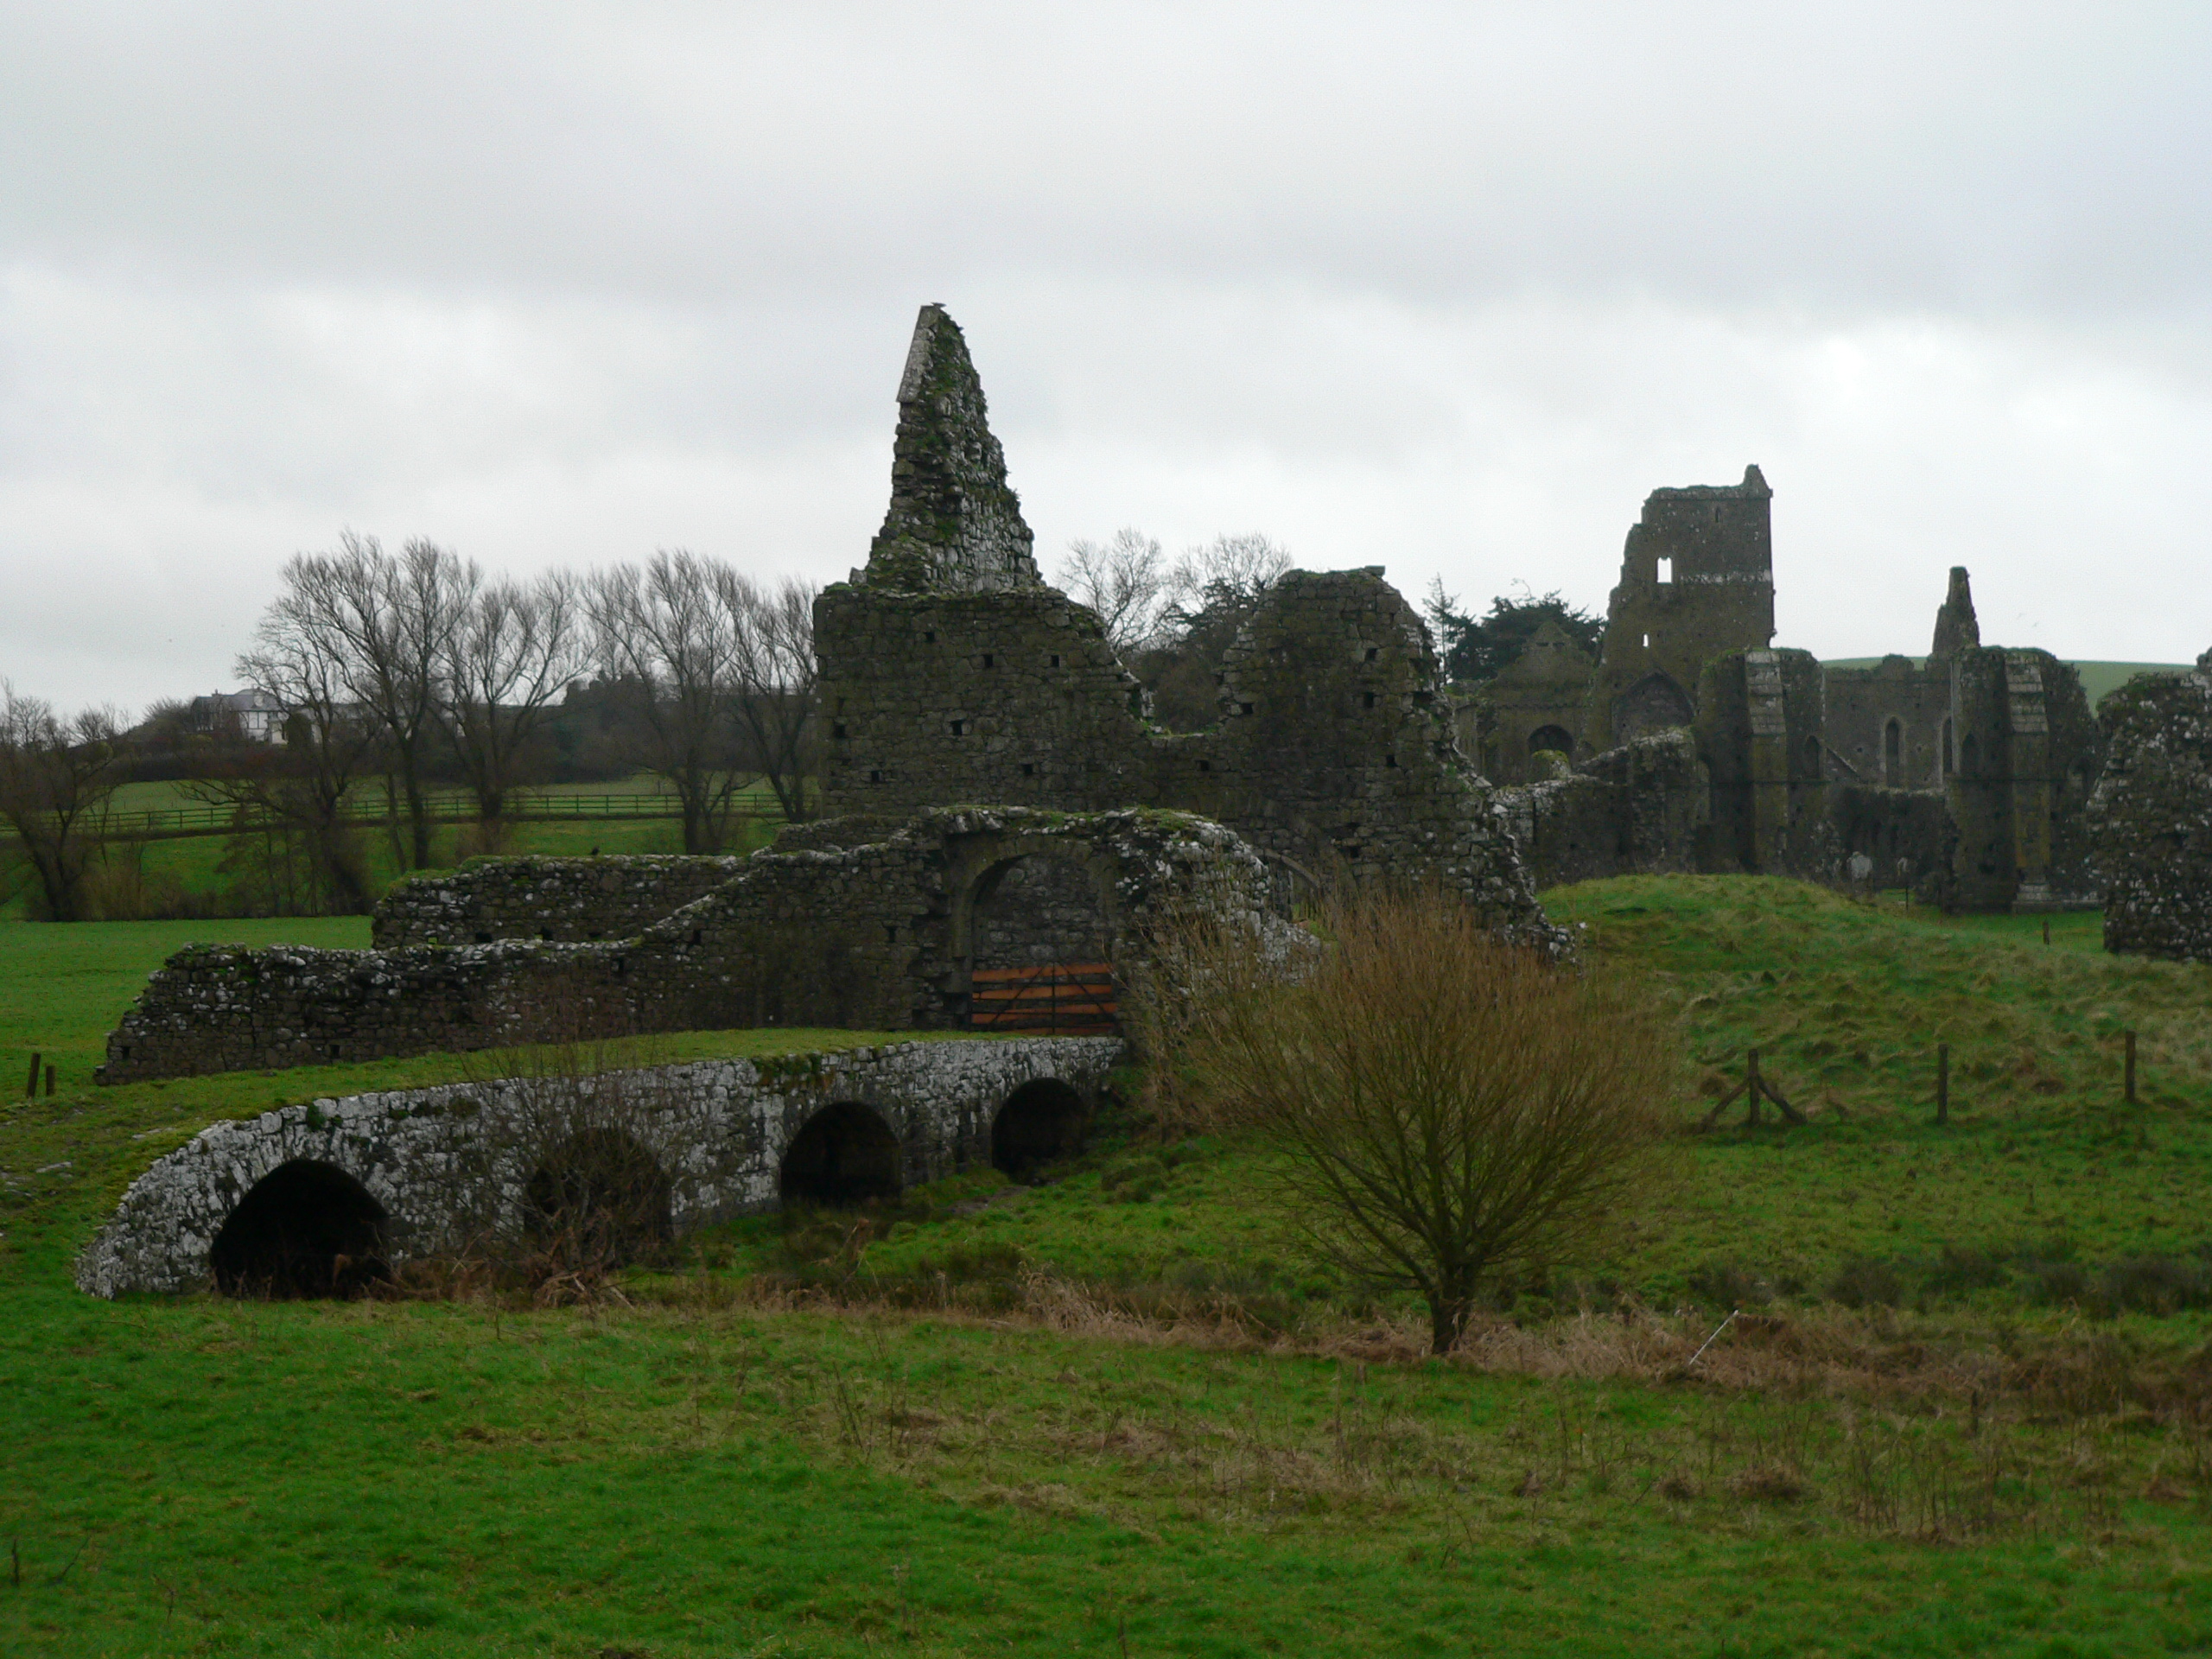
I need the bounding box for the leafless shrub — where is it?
[1181,888,1678,1353]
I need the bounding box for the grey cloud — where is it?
[4,3,2211,712]
[5,4,2209,314]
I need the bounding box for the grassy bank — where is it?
[4,879,2212,1656]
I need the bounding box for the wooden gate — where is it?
[968,963,1118,1035]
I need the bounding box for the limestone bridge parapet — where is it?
[78,1034,1121,1298]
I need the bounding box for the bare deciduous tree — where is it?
[441,569,589,844]
[1185,892,1675,1354]
[228,613,383,912]
[1059,528,1172,657]
[257,533,473,870]
[721,570,819,823]
[0,683,127,921]
[588,550,750,853]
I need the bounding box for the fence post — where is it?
[1745,1049,1762,1127]
[23,1053,39,1099]
[43,1065,54,1098]
[1936,1042,1948,1125]
[2125,1029,2138,1105]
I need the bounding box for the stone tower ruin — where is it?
[1584,466,1777,752]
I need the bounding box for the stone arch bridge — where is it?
[78,1034,1118,1299]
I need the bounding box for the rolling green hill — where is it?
[1822,656,2192,707]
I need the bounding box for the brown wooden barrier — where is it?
[969,963,1117,1036]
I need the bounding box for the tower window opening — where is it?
[1657,556,1673,583]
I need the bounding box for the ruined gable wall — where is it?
[1481,623,1595,784]
[1196,569,1541,922]
[817,567,1558,938]
[1824,659,1953,791]
[2089,658,2212,961]
[372,855,748,949]
[817,587,1164,815]
[865,305,1042,594]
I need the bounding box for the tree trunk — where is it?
[1427,1293,1475,1357]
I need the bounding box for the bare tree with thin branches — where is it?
[721,570,819,823]
[588,550,750,853]
[440,568,589,847]
[0,683,127,921]
[1059,528,1172,658]
[1182,891,1675,1354]
[263,533,473,871]
[226,613,384,912]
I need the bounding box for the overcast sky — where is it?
[4,3,2209,713]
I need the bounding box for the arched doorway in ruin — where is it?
[991,1078,1089,1179]
[1528,724,1576,761]
[523,1128,673,1267]
[1611,672,1694,741]
[780,1102,903,1206]
[957,847,1119,1034]
[209,1159,390,1298]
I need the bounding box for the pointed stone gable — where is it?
[1929,566,1981,661]
[862,305,1042,594]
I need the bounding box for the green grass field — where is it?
[2,772,786,920]
[5,881,2212,1656]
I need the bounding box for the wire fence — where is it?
[57,786,787,842]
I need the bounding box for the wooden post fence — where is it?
[1701,1046,1806,1128]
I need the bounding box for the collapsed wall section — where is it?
[100,808,1286,1082]
[819,565,1560,940]
[2089,656,2212,961]
[372,855,747,948]
[1493,730,1705,888]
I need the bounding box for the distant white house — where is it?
[188,689,286,744]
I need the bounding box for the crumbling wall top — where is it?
[860,304,1042,594]
[1930,566,1981,661]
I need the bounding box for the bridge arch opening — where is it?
[210,1160,389,1299]
[780,1102,902,1206]
[992,1078,1089,1180]
[523,1128,672,1267]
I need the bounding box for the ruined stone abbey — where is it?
[81,302,2212,1294]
